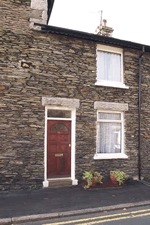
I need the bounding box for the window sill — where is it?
[94,153,128,160]
[95,82,129,89]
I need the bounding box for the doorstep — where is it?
[44,178,72,188]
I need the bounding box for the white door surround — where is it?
[42,97,80,187]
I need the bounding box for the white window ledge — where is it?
[94,153,128,160]
[95,82,129,89]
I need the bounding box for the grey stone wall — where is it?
[1,0,150,190]
[141,53,150,178]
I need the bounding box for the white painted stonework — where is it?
[30,0,48,29]
[94,101,128,111]
[43,102,79,188]
[31,0,47,11]
[42,97,80,108]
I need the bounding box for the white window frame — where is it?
[95,44,129,89]
[94,110,128,159]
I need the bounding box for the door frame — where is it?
[43,106,78,187]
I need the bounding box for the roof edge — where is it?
[35,23,150,52]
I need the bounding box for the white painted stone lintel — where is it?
[94,101,128,111]
[42,97,80,108]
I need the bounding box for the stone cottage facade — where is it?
[1,0,150,190]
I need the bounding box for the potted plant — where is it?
[82,170,103,189]
[110,170,128,185]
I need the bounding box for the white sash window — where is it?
[96,45,129,89]
[94,111,128,159]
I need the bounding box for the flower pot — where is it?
[91,178,96,187]
[110,174,118,184]
[91,177,100,187]
[81,181,87,187]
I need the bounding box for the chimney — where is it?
[102,19,107,27]
[95,19,114,37]
[30,0,48,30]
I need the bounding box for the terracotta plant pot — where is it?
[91,178,98,187]
[110,174,118,184]
[81,181,87,188]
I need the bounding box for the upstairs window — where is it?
[96,45,128,89]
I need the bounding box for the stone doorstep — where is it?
[48,179,72,187]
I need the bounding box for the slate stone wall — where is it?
[1,0,150,190]
[141,53,150,177]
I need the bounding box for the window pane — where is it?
[97,122,121,153]
[98,113,121,120]
[97,51,121,82]
[47,110,71,118]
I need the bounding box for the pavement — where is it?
[1,180,150,224]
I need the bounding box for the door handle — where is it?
[69,144,71,147]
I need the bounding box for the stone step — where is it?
[48,179,72,187]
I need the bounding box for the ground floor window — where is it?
[97,111,122,154]
[94,111,127,159]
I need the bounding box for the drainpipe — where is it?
[138,46,145,180]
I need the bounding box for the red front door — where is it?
[47,120,71,178]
